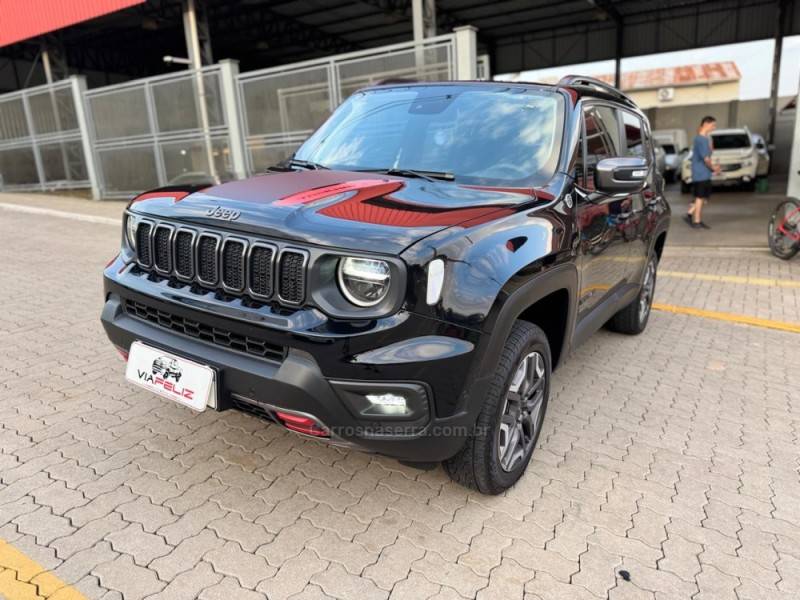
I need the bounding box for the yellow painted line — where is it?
[653,303,800,334]
[0,537,87,599]
[659,270,800,289]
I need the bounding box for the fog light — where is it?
[332,381,430,422]
[365,393,409,416]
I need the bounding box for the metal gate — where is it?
[84,61,245,198]
[0,27,478,199]
[237,33,458,174]
[0,77,94,193]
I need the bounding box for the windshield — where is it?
[294,85,564,186]
[712,133,751,149]
[661,143,676,154]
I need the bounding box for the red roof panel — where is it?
[0,0,144,48]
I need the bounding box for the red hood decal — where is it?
[319,195,513,228]
[275,179,402,206]
[271,176,516,228]
[131,170,535,254]
[132,190,191,203]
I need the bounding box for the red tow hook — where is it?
[274,410,329,437]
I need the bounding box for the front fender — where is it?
[404,201,575,331]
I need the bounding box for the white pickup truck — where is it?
[680,127,760,192]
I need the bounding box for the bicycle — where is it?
[768,197,800,260]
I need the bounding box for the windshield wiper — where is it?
[286,158,330,171]
[355,167,454,182]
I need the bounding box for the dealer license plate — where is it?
[125,341,216,411]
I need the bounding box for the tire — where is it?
[443,321,550,494]
[607,254,657,334]
[680,180,690,194]
[768,199,800,260]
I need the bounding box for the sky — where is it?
[496,35,800,102]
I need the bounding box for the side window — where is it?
[581,105,621,190]
[622,111,652,163]
[621,111,646,160]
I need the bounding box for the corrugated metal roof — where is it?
[0,0,797,87]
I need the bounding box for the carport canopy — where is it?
[1,1,798,146]
[1,0,798,81]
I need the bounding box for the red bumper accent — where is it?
[275,410,329,437]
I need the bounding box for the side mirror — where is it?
[595,157,648,194]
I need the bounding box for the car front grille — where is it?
[278,251,306,304]
[136,222,152,266]
[222,240,246,291]
[249,244,275,299]
[153,225,173,272]
[174,230,195,279]
[720,163,742,172]
[197,234,219,285]
[124,298,286,362]
[133,219,309,308]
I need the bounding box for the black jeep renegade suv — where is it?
[102,76,669,494]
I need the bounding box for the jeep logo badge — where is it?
[206,206,241,221]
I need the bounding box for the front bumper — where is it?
[101,263,486,462]
[682,165,757,186]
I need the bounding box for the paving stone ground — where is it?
[0,195,799,600]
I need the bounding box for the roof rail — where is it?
[557,75,636,106]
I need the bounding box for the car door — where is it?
[574,103,634,318]
[618,109,653,279]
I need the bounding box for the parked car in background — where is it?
[750,133,771,177]
[653,141,667,178]
[680,126,759,192]
[654,129,688,183]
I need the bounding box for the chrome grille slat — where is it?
[278,250,308,305]
[174,229,196,280]
[135,221,153,267]
[153,225,174,273]
[131,218,306,308]
[221,238,247,292]
[248,243,276,299]
[197,234,220,285]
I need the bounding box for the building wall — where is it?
[646,97,795,175]
[630,81,740,109]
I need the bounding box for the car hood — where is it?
[129,170,538,255]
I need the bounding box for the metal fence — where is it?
[238,35,455,173]
[0,77,94,193]
[84,61,244,198]
[0,28,478,199]
[237,33,458,173]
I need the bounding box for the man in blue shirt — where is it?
[684,116,721,229]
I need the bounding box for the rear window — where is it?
[712,133,751,149]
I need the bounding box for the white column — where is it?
[413,0,437,42]
[70,75,102,200]
[218,59,247,180]
[453,25,478,80]
[788,91,800,198]
[183,0,218,183]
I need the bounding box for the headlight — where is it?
[337,257,391,307]
[125,215,138,250]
